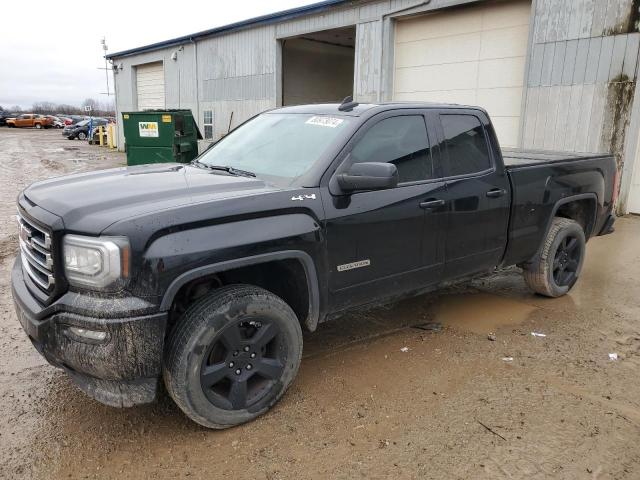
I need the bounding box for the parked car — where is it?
[12,101,617,429]
[46,116,65,129]
[0,111,17,126]
[6,113,54,129]
[63,118,107,140]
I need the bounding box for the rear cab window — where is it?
[440,113,492,177]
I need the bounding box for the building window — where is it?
[203,110,213,140]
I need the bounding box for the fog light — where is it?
[68,326,108,342]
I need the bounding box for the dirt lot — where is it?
[1,128,639,479]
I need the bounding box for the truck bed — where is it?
[502,147,612,169]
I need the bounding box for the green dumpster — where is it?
[122,110,202,166]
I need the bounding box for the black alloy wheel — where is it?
[552,235,581,287]
[523,217,586,297]
[164,284,303,428]
[200,318,285,410]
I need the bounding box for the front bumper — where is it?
[11,257,168,407]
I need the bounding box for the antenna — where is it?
[338,95,359,112]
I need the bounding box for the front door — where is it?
[322,111,446,312]
[436,110,511,279]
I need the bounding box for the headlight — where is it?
[63,235,129,290]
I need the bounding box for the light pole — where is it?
[99,37,110,97]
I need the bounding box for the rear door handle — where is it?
[486,188,506,198]
[419,199,445,209]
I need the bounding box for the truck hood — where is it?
[23,163,281,233]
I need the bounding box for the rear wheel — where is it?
[164,285,303,429]
[523,217,586,297]
[35,123,42,129]
[77,131,86,140]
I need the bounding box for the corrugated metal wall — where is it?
[197,25,278,138]
[111,0,486,146]
[522,0,640,167]
[112,44,198,148]
[111,0,640,207]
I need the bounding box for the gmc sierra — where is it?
[12,100,617,428]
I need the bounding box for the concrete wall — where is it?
[282,38,354,105]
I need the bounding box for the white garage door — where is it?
[136,62,165,110]
[393,0,531,147]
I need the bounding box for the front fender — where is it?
[139,214,323,329]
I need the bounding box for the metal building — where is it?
[106,0,640,214]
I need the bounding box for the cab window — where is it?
[440,114,491,177]
[350,115,432,184]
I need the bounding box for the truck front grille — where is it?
[17,213,55,293]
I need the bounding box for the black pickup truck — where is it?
[12,100,617,428]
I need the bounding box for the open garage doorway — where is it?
[280,26,355,106]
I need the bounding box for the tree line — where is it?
[1,98,115,117]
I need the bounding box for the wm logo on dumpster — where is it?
[138,121,159,138]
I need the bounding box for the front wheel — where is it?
[163,285,303,429]
[35,123,42,129]
[523,217,586,297]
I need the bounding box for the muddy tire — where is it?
[523,217,586,297]
[163,284,303,429]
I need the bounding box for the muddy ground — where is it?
[1,128,639,479]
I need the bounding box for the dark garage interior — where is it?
[281,26,355,106]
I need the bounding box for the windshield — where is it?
[76,120,90,127]
[197,113,351,184]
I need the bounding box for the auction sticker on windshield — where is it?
[305,116,344,128]
[139,121,159,137]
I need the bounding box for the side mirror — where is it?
[337,162,398,193]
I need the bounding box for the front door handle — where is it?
[486,188,506,198]
[419,199,445,209]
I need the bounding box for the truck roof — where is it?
[272,102,485,117]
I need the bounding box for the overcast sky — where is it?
[0,0,318,109]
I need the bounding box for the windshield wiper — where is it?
[191,161,256,178]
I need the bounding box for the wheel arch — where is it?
[160,250,321,332]
[545,193,598,240]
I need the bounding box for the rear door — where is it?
[435,109,510,279]
[322,110,446,311]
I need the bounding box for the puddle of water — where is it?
[431,292,537,334]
